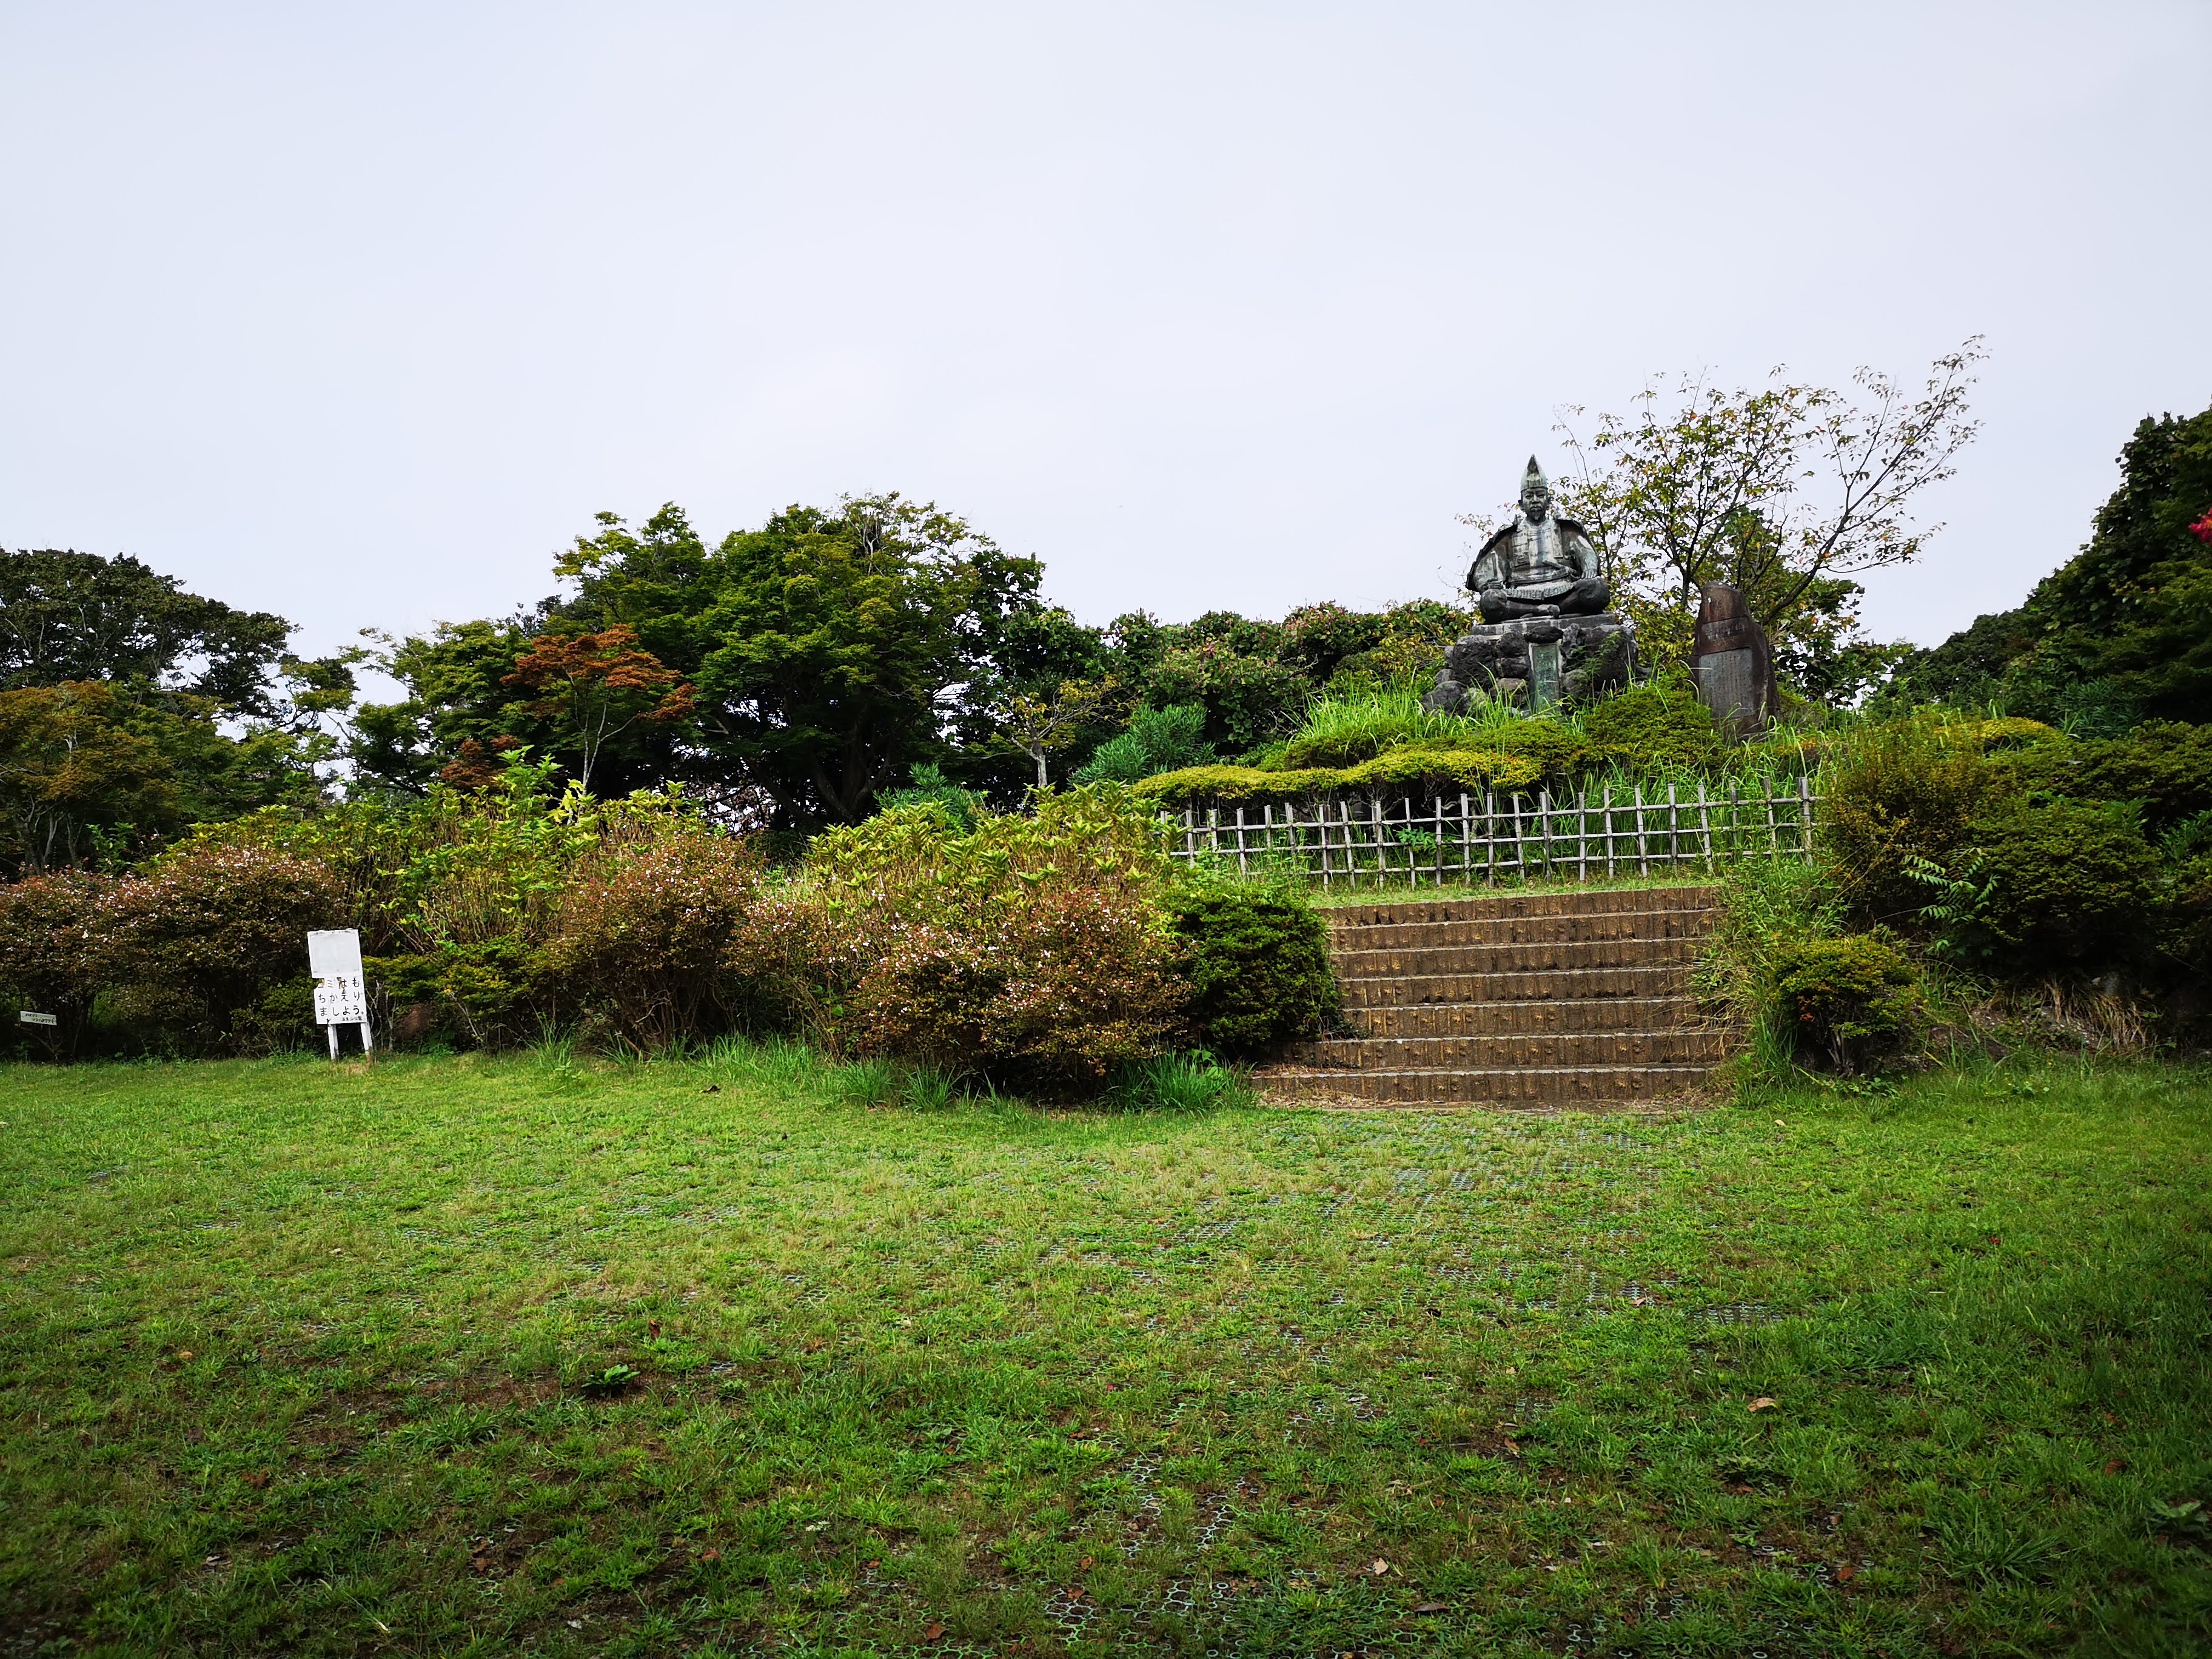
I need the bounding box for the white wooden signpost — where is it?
[307,928,373,1059]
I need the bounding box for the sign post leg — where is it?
[326,1025,340,1061]
[358,1021,374,1057]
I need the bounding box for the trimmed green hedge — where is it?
[1770,933,1925,1074]
[1134,748,1544,808]
[1166,884,1338,1059]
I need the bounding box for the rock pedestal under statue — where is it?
[1690,582,1778,737]
[1424,613,1634,714]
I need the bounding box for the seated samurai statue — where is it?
[1423,455,1631,713]
[1467,457,1610,622]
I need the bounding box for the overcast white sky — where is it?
[4,1,2209,670]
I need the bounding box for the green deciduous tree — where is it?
[0,682,179,874]
[690,497,1047,824]
[1550,341,1983,700]
[0,548,292,714]
[1897,400,2212,731]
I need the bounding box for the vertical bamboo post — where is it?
[1697,781,1713,871]
[1667,781,1680,871]
[1635,782,1649,876]
[1798,773,1814,858]
[1763,781,1781,862]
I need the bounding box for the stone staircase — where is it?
[1262,885,1728,1107]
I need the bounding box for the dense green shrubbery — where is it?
[543,819,783,1051]
[1576,677,1725,769]
[1072,703,1213,785]
[795,789,1189,1087]
[1816,711,2206,1005]
[1134,749,1543,808]
[99,843,346,1050]
[0,871,107,1058]
[2004,721,2212,837]
[1164,882,1338,1059]
[1925,800,2161,971]
[1820,716,2061,926]
[1769,933,1925,1074]
[1130,679,1806,809]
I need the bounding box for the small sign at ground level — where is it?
[313,976,369,1026]
[18,1010,58,1027]
[307,928,374,1059]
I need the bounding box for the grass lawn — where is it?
[2,1048,2209,1658]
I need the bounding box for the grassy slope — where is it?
[1,1051,2208,1658]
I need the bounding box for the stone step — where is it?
[1329,908,1714,950]
[1321,885,1719,928]
[1297,1030,1728,1070]
[1261,1064,1717,1105]
[1346,995,1703,1038]
[1334,935,1703,979]
[1341,964,1696,1008]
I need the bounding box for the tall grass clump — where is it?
[1104,1053,1257,1113]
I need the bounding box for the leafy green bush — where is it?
[100,842,345,1049]
[1927,800,2160,971]
[1769,933,1925,1073]
[802,786,1187,1088]
[2005,721,2212,837]
[1073,703,1214,785]
[1164,882,1338,1059]
[1577,678,1725,769]
[543,822,773,1051]
[877,762,990,831]
[229,976,318,1056]
[1820,718,2031,925]
[367,940,555,1051]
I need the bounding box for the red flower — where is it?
[2191,508,2212,546]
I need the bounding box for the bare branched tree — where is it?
[1550,340,1984,691]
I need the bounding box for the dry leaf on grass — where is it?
[1748,1397,1777,1412]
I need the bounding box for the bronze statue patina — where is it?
[1424,455,1632,714]
[1467,457,1610,622]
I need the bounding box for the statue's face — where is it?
[1520,481,1551,519]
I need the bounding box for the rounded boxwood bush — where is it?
[1943,799,2160,971]
[1165,884,1338,1061]
[1579,678,1724,769]
[1769,933,1924,1073]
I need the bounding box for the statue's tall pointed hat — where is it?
[1522,455,1549,493]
